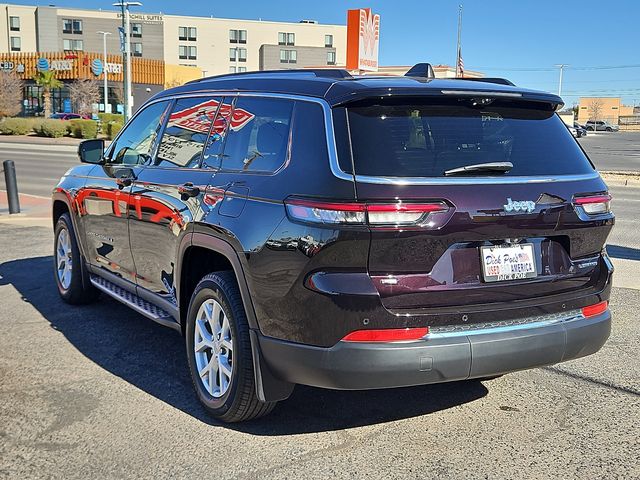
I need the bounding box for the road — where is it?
[0,132,639,200]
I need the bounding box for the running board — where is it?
[90,275,180,331]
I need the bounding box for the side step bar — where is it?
[89,275,180,331]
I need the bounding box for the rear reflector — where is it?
[581,301,608,317]
[574,194,611,215]
[342,327,429,342]
[285,198,448,228]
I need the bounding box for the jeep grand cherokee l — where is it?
[52,65,614,422]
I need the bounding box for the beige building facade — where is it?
[577,97,634,125]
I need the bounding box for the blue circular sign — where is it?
[37,58,49,72]
[91,58,103,76]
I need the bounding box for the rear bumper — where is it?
[257,310,611,390]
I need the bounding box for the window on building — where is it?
[229,29,247,44]
[238,66,247,73]
[230,47,247,62]
[229,66,236,73]
[280,49,297,64]
[179,45,197,60]
[220,97,294,173]
[327,51,336,65]
[10,36,21,52]
[325,34,333,47]
[9,16,20,31]
[63,39,83,51]
[178,26,197,41]
[131,23,142,38]
[63,18,82,34]
[132,42,143,57]
[278,32,295,46]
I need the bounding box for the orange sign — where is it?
[346,8,380,72]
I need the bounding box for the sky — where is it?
[10,0,640,106]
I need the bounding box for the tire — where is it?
[54,212,99,304]
[586,126,593,131]
[185,271,276,422]
[606,127,612,132]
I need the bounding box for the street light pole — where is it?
[555,64,569,97]
[113,1,142,122]
[97,31,112,113]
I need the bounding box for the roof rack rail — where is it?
[405,63,435,79]
[186,68,353,84]
[454,77,516,86]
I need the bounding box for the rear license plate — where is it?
[480,243,537,282]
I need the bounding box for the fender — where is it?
[185,232,294,403]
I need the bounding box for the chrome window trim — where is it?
[351,172,600,185]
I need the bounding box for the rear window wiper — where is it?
[444,161,513,176]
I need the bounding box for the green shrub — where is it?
[98,113,124,124]
[69,119,98,139]
[107,121,123,140]
[0,117,35,135]
[35,119,68,138]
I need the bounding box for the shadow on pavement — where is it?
[0,255,488,434]
[607,244,640,261]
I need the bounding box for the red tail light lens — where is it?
[285,198,449,228]
[581,301,608,317]
[574,194,611,215]
[342,327,429,342]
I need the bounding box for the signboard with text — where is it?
[346,8,380,72]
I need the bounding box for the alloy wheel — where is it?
[194,298,234,398]
[56,228,73,290]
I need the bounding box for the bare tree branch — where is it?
[587,98,603,122]
[69,78,100,116]
[0,71,24,118]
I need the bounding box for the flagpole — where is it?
[456,5,462,78]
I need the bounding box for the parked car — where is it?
[52,65,614,422]
[574,122,587,137]
[568,126,579,138]
[50,112,91,120]
[585,120,619,132]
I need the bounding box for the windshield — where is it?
[342,99,594,178]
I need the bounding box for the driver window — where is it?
[107,100,171,165]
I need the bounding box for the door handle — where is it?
[115,168,136,188]
[178,182,200,198]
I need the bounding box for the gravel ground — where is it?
[0,223,638,480]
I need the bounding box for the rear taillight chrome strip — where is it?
[285,198,449,228]
[573,193,612,215]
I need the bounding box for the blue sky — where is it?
[12,0,640,106]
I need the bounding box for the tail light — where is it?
[574,194,611,215]
[581,301,608,317]
[342,327,429,342]
[285,198,449,229]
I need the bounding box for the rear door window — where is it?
[344,98,594,178]
[219,97,293,173]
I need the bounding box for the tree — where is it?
[33,71,62,117]
[0,71,24,118]
[69,78,100,116]
[587,98,603,122]
[112,83,125,109]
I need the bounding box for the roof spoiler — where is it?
[405,63,435,79]
[454,77,516,86]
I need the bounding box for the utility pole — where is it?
[455,5,463,78]
[97,31,112,113]
[555,64,569,97]
[113,1,142,122]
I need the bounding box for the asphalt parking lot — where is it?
[0,134,639,479]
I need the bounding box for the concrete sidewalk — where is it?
[0,190,51,225]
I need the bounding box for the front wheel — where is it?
[185,271,276,422]
[606,127,613,132]
[54,213,99,304]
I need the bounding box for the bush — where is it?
[69,119,98,139]
[0,117,35,135]
[107,121,123,140]
[35,119,68,138]
[98,113,124,124]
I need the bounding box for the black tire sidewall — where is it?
[185,276,244,416]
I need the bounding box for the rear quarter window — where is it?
[343,99,595,178]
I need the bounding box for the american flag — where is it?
[456,45,464,78]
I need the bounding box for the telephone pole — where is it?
[555,64,569,97]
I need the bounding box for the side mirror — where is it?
[78,139,105,164]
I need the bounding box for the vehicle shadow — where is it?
[0,255,488,435]
[606,244,640,261]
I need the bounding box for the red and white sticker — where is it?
[168,99,255,135]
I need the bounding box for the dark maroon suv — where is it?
[52,65,614,422]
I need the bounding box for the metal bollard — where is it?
[3,160,20,214]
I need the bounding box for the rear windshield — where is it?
[342,99,594,177]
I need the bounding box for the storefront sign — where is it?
[0,61,24,73]
[117,13,163,24]
[37,58,74,72]
[346,8,380,72]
